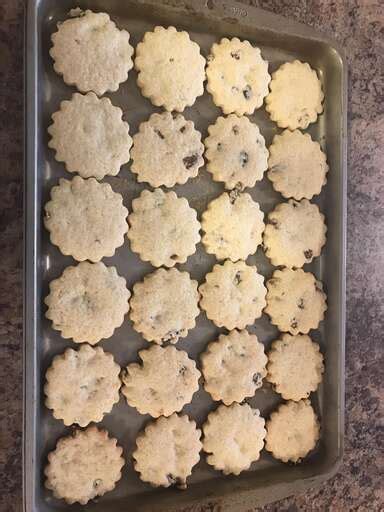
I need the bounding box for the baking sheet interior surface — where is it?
[30,1,344,510]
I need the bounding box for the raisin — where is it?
[154,129,164,139]
[243,85,252,99]
[180,125,186,133]
[230,51,240,60]
[297,298,305,309]
[232,125,239,135]
[291,319,298,330]
[183,154,198,169]
[239,151,248,167]
[304,249,313,259]
[234,271,242,285]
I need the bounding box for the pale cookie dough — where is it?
[48,92,132,180]
[263,199,327,268]
[131,112,204,188]
[206,38,270,115]
[50,10,134,95]
[199,260,266,330]
[265,268,327,335]
[133,414,202,489]
[135,26,206,112]
[44,176,128,262]
[122,345,200,417]
[268,130,328,200]
[265,60,324,130]
[267,333,324,401]
[130,268,200,344]
[45,426,124,505]
[203,403,266,475]
[45,344,121,426]
[201,192,264,261]
[204,115,268,190]
[201,330,267,404]
[128,189,201,267]
[265,399,320,463]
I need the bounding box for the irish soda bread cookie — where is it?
[50,10,133,95]
[135,26,206,112]
[128,189,201,267]
[45,426,124,505]
[201,330,267,404]
[268,130,328,200]
[265,60,324,130]
[263,199,327,268]
[122,345,200,417]
[199,260,266,330]
[45,344,121,426]
[44,176,128,262]
[133,414,202,489]
[203,403,266,475]
[265,268,327,335]
[204,115,268,190]
[206,38,270,115]
[131,112,204,188]
[48,92,132,180]
[265,400,320,463]
[130,268,200,344]
[45,262,130,344]
[267,334,324,401]
[201,192,264,261]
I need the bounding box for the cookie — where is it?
[199,260,266,330]
[44,176,128,262]
[267,333,324,401]
[135,26,206,112]
[48,92,132,180]
[45,426,124,505]
[204,115,268,190]
[50,10,134,95]
[122,345,200,417]
[267,130,328,200]
[265,399,320,463]
[130,112,204,188]
[130,268,200,344]
[201,192,264,261]
[128,189,201,267]
[206,38,270,115]
[202,403,266,475]
[133,414,202,489]
[45,344,121,426]
[201,330,267,405]
[265,60,324,130]
[263,199,327,268]
[265,268,327,335]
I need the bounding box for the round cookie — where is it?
[204,115,268,190]
[128,189,201,268]
[202,403,266,475]
[45,426,124,505]
[135,26,206,112]
[267,334,324,401]
[48,92,132,180]
[201,192,264,261]
[50,10,134,95]
[133,414,202,489]
[265,400,320,463]
[201,330,267,405]
[199,260,266,330]
[44,176,128,262]
[206,37,270,115]
[45,262,130,344]
[45,344,121,426]
[265,60,324,130]
[263,199,327,268]
[131,112,204,188]
[268,130,328,200]
[122,345,200,417]
[265,268,327,335]
[130,268,200,344]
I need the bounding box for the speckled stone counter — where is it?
[0,1,382,511]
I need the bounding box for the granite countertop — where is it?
[0,1,383,511]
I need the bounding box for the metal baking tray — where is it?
[24,0,347,510]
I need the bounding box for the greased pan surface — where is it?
[24,1,347,510]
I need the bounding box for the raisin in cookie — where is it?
[201,330,267,404]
